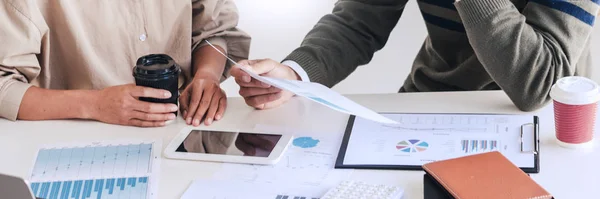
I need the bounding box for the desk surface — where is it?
[1,90,598,199]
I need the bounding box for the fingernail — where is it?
[168,114,176,120]
[183,110,188,118]
[186,117,192,124]
[193,119,200,126]
[164,92,171,98]
[207,118,213,125]
[170,105,178,112]
[243,76,251,82]
[216,115,222,120]
[159,122,166,126]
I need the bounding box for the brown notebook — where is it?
[422,151,552,199]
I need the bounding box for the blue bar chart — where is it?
[30,177,148,199]
[29,142,156,199]
[461,140,499,153]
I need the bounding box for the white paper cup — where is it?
[550,76,600,149]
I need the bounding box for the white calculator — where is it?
[321,180,404,199]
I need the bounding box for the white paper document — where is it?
[182,179,323,199]
[28,140,161,199]
[213,130,351,186]
[181,126,353,199]
[341,113,537,168]
[205,40,396,124]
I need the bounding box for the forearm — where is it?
[192,45,227,81]
[284,0,407,87]
[18,86,97,120]
[455,0,598,111]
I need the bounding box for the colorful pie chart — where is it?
[396,139,429,153]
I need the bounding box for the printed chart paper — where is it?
[28,140,161,199]
[204,40,396,124]
[257,75,398,124]
[341,113,536,168]
[181,126,352,199]
[181,179,323,199]
[214,129,352,186]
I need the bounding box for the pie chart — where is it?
[293,137,319,148]
[396,139,429,153]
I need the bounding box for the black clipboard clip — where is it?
[520,116,540,155]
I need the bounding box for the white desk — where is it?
[1,90,598,198]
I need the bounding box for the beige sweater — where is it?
[0,0,251,121]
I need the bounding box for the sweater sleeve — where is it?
[283,0,408,87]
[455,0,599,111]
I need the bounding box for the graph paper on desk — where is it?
[337,113,539,173]
[28,140,160,199]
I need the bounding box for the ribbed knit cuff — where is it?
[283,49,330,87]
[0,80,32,121]
[455,0,513,26]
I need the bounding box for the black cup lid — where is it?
[133,54,180,78]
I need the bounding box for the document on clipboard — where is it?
[335,113,540,173]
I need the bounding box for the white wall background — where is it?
[222,0,600,97]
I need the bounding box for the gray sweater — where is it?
[284,0,599,111]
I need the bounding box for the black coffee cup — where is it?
[133,54,181,115]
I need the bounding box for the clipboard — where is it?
[334,113,540,173]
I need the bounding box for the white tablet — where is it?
[0,173,35,199]
[164,127,292,165]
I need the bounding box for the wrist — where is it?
[281,60,309,82]
[78,90,99,120]
[193,70,221,82]
[283,64,302,81]
[291,69,301,81]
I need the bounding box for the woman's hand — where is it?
[179,76,227,126]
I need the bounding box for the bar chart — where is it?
[275,195,319,199]
[28,142,157,199]
[30,177,148,199]
[461,140,499,154]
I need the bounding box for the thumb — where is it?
[239,59,278,75]
[229,66,246,79]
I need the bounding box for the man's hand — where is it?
[92,84,178,127]
[230,59,300,109]
[179,76,227,126]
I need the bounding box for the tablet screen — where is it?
[175,130,282,157]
